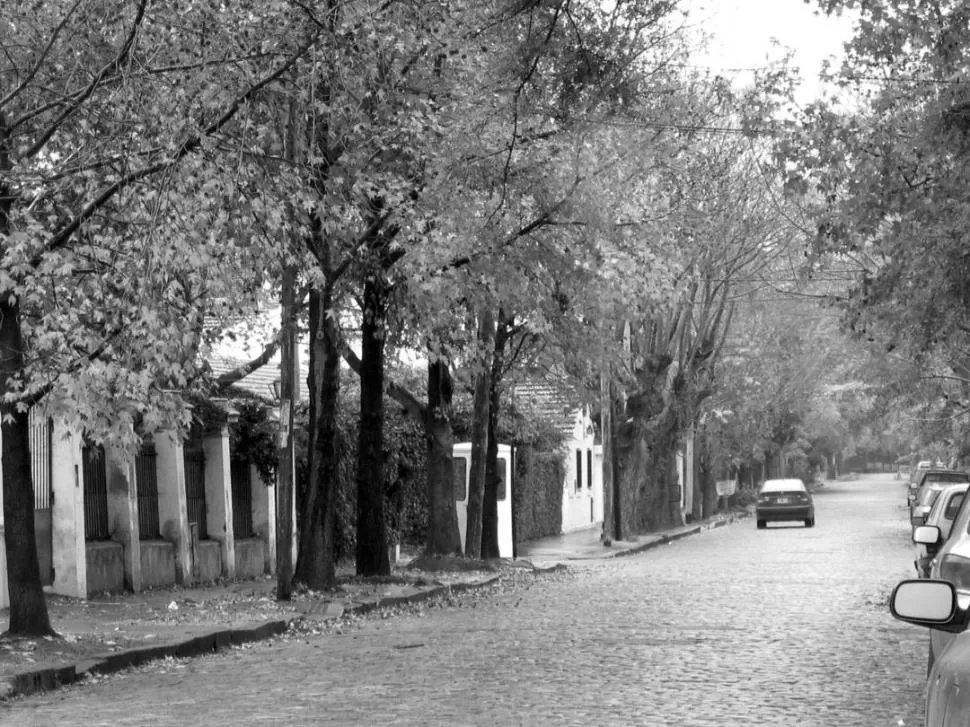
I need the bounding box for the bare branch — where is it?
[0,0,84,111]
[16,0,150,159]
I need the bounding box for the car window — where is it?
[949,486,970,537]
[946,493,966,521]
[760,480,806,493]
[925,472,970,483]
[923,489,943,509]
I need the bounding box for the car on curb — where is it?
[912,486,970,675]
[909,460,935,501]
[912,481,959,532]
[755,478,814,529]
[910,470,970,516]
[890,579,970,725]
[915,483,968,578]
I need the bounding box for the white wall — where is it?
[561,407,599,533]
[453,443,513,558]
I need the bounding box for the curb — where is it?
[0,576,504,703]
[611,511,749,559]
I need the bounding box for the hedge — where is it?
[512,445,565,543]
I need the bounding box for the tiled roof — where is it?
[207,356,309,403]
[512,379,582,434]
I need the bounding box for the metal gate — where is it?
[231,459,254,539]
[83,442,110,540]
[29,410,53,586]
[136,442,161,539]
[183,444,208,538]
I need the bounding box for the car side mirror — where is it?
[890,580,968,633]
[914,525,942,545]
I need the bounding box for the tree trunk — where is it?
[481,313,509,560]
[276,263,297,600]
[0,113,54,636]
[692,433,705,523]
[0,304,55,636]
[464,309,494,558]
[356,275,390,576]
[425,359,462,555]
[295,286,339,589]
[600,371,618,543]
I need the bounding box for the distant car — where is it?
[755,478,815,529]
[890,579,970,724]
[910,470,970,514]
[915,483,967,577]
[909,460,934,492]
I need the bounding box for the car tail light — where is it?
[939,554,970,592]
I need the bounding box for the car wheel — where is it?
[805,518,815,527]
[757,520,766,529]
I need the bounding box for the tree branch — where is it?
[17,0,149,159]
[32,37,316,267]
[0,0,84,112]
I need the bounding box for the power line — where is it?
[666,61,969,87]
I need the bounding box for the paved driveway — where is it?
[5,474,928,726]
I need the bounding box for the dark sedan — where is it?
[755,478,815,529]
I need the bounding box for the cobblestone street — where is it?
[2,474,928,726]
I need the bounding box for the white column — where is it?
[203,426,235,579]
[50,422,86,598]
[155,430,192,584]
[251,464,276,575]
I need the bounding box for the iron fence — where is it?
[83,443,110,540]
[231,459,254,539]
[136,443,161,539]
[28,409,52,509]
[184,445,208,538]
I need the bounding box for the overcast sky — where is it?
[683,0,858,103]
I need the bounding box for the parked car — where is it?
[912,482,955,531]
[909,469,970,514]
[915,483,968,577]
[912,460,933,483]
[912,489,970,673]
[890,579,970,725]
[755,478,815,529]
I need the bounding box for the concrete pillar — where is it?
[105,445,141,593]
[252,464,276,575]
[156,430,192,585]
[203,426,235,579]
[50,422,86,598]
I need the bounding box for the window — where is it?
[945,493,965,521]
[454,456,467,501]
[496,457,507,501]
[575,450,583,491]
[587,449,593,489]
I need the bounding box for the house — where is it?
[514,382,603,535]
[0,397,279,609]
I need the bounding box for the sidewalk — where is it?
[0,508,750,701]
[517,509,749,562]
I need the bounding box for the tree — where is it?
[0,1,315,634]
[783,1,970,386]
